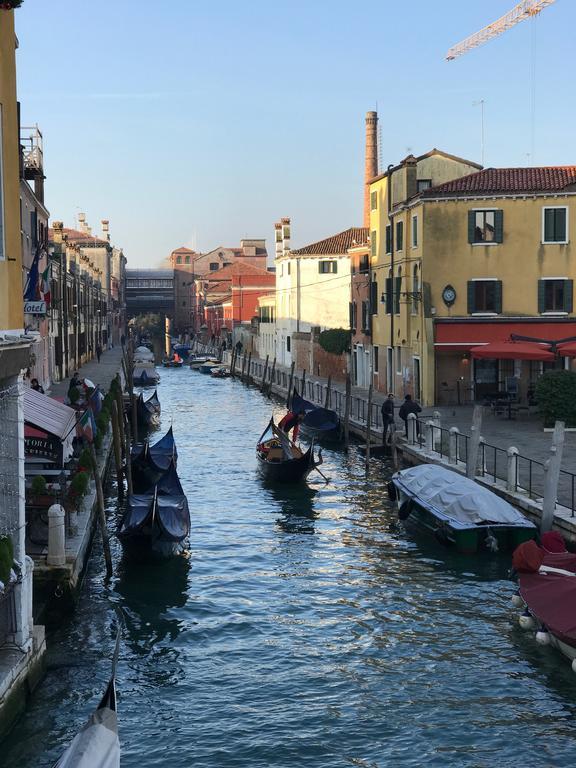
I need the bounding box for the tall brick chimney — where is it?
[363,111,378,228]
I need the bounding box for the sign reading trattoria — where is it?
[23,300,47,315]
[25,434,62,463]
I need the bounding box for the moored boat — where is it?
[256,418,321,484]
[119,463,190,557]
[210,366,229,379]
[198,361,221,374]
[134,345,154,363]
[389,464,536,553]
[291,389,340,441]
[133,365,160,387]
[512,536,576,672]
[131,426,178,492]
[136,389,161,430]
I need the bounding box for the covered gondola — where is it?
[133,345,154,363]
[133,365,160,387]
[136,389,161,430]
[119,462,190,557]
[291,389,340,441]
[131,426,178,493]
[256,419,321,484]
[53,630,121,767]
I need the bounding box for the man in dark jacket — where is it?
[381,393,395,444]
[398,394,422,437]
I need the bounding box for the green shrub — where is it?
[96,409,110,435]
[70,471,90,499]
[535,370,576,427]
[0,536,14,585]
[78,448,94,473]
[31,475,47,496]
[318,328,351,356]
[94,432,103,450]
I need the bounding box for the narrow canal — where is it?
[4,369,576,767]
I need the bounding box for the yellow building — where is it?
[369,150,481,404]
[370,157,576,406]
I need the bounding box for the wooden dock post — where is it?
[261,355,269,393]
[301,369,306,397]
[111,401,124,500]
[466,405,483,479]
[114,379,125,452]
[89,443,113,578]
[391,427,399,470]
[287,361,295,407]
[324,375,332,409]
[240,353,247,381]
[230,348,237,377]
[246,351,252,384]
[268,358,276,397]
[541,420,565,533]
[343,374,351,449]
[131,392,139,445]
[365,384,373,471]
[124,419,134,496]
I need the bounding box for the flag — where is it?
[23,247,41,301]
[77,410,93,443]
[88,386,103,416]
[40,264,51,308]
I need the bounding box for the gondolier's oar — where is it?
[310,446,329,484]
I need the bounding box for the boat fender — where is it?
[485,528,499,553]
[387,482,397,502]
[535,626,550,646]
[398,499,413,521]
[511,590,524,608]
[519,609,536,631]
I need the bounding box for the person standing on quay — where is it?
[398,394,421,437]
[96,343,102,363]
[381,393,395,444]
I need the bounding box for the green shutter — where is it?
[467,281,475,314]
[371,281,378,315]
[385,226,391,253]
[557,209,567,242]
[494,281,502,313]
[494,210,504,243]
[371,230,377,257]
[538,280,546,313]
[395,276,401,314]
[386,277,393,314]
[468,211,475,244]
[544,209,554,242]
[564,280,573,313]
[396,222,403,251]
[349,302,354,330]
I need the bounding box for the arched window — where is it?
[412,265,419,315]
[176,255,182,264]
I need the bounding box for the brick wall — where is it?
[292,331,348,383]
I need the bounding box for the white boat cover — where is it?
[24,387,76,461]
[394,464,534,527]
[54,700,119,768]
[134,349,154,362]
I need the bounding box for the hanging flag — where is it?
[23,247,41,301]
[88,386,103,416]
[77,410,93,443]
[40,264,51,308]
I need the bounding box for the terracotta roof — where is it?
[370,148,482,184]
[422,166,576,197]
[171,246,197,255]
[291,227,368,256]
[48,227,108,246]
[205,261,271,280]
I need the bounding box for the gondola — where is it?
[388,464,536,554]
[136,389,161,430]
[119,462,190,557]
[256,418,322,484]
[162,358,184,368]
[133,365,160,386]
[53,630,121,767]
[291,389,340,441]
[131,426,178,493]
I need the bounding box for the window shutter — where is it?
[396,222,403,251]
[371,281,378,315]
[385,277,393,314]
[494,281,502,313]
[385,226,391,253]
[557,209,567,242]
[564,279,573,313]
[467,281,475,314]
[468,211,475,244]
[349,302,354,330]
[537,280,546,313]
[394,276,401,314]
[544,209,554,242]
[371,231,376,257]
[494,210,504,243]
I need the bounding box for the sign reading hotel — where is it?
[24,300,47,315]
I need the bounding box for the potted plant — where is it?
[66,470,90,513]
[27,475,54,508]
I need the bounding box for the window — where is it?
[359,253,369,273]
[318,260,337,274]
[361,300,370,332]
[209,262,219,271]
[176,255,182,264]
[371,191,378,210]
[370,275,378,315]
[386,347,393,391]
[543,207,568,243]
[396,221,403,251]
[260,305,275,323]
[412,215,418,248]
[417,179,432,193]
[468,209,503,244]
[31,209,38,248]
[412,265,419,315]
[182,300,186,306]
[286,336,291,352]
[395,268,402,314]
[370,230,377,257]
[185,255,191,264]
[467,280,502,314]
[385,225,391,254]
[396,346,402,374]
[349,301,357,331]
[287,262,291,275]
[373,346,379,373]
[538,279,573,313]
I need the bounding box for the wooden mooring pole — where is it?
[365,384,373,471]
[114,378,125,452]
[89,442,113,578]
[343,374,351,449]
[111,401,124,500]
[131,393,139,445]
[261,355,269,393]
[268,358,276,397]
[301,369,306,398]
[124,419,134,496]
[324,375,332,409]
[287,361,295,407]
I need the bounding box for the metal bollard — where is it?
[432,411,442,449]
[407,413,417,444]
[47,504,66,566]
[507,446,519,492]
[425,420,434,453]
[476,436,487,476]
[449,426,460,464]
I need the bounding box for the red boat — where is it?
[512,534,576,672]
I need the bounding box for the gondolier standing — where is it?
[278,410,305,442]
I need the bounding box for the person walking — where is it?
[96,343,102,363]
[381,393,395,444]
[30,378,44,394]
[398,394,422,437]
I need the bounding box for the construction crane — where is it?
[446,0,556,61]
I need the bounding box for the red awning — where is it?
[470,341,554,361]
[558,341,576,357]
[435,321,576,351]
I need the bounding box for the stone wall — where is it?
[292,329,348,383]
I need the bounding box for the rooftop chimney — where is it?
[274,222,282,260]
[101,219,110,241]
[78,212,88,233]
[363,111,378,228]
[281,217,291,256]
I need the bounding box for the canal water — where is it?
[4,369,576,767]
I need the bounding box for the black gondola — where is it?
[291,389,340,441]
[119,462,190,557]
[133,366,160,387]
[136,389,161,430]
[131,426,177,493]
[256,418,321,484]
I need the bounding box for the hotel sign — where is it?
[24,300,47,315]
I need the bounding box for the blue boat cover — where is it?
[292,390,339,432]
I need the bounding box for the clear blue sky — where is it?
[14,0,573,267]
